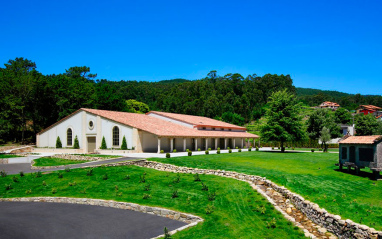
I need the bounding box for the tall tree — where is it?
[307,108,342,140]
[334,107,352,125]
[319,127,331,152]
[354,114,380,136]
[260,89,305,152]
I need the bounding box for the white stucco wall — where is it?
[100,118,134,149]
[141,131,158,152]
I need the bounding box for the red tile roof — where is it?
[320,101,340,107]
[148,111,246,130]
[81,109,258,138]
[357,105,382,111]
[339,135,382,144]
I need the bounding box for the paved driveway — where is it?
[0,202,187,239]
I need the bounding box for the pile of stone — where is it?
[49,154,106,161]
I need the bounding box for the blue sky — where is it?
[1,0,381,95]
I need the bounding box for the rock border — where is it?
[0,197,203,238]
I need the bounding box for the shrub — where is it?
[36,171,42,178]
[217,150,220,154]
[319,148,323,151]
[256,147,259,151]
[19,171,24,177]
[103,174,108,180]
[166,153,170,158]
[173,149,177,153]
[0,170,7,177]
[143,193,151,199]
[201,182,208,191]
[173,173,180,183]
[205,204,215,214]
[267,218,277,229]
[311,149,315,153]
[121,136,128,150]
[65,167,71,172]
[229,149,232,153]
[51,188,57,194]
[272,147,274,150]
[194,173,201,182]
[140,174,146,183]
[292,147,295,150]
[186,149,189,152]
[208,148,211,151]
[160,150,164,153]
[197,148,201,151]
[205,150,209,155]
[124,175,130,180]
[238,148,241,152]
[56,136,62,148]
[68,181,76,186]
[25,189,32,194]
[100,136,107,149]
[42,181,46,186]
[227,147,230,150]
[188,151,192,156]
[236,146,238,149]
[208,192,216,201]
[172,189,179,198]
[73,135,80,149]
[164,227,171,239]
[144,183,151,191]
[5,184,12,190]
[58,172,63,178]
[217,147,220,150]
[12,176,19,182]
[248,148,252,152]
[86,168,93,176]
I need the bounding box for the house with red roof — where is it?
[356,105,382,116]
[319,101,340,110]
[36,108,258,153]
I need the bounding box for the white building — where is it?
[36,108,258,153]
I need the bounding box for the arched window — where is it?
[67,128,73,146]
[112,126,120,146]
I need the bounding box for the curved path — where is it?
[0,201,186,239]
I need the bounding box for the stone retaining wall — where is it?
[0,197,203,238]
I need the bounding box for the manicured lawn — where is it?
[268,147,338,152]
[0,166,304,239]
[33,158,89,166]
[73,154,121,158]
[0,154,19,159]
[151,151,382,230]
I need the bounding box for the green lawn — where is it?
[268,147,338,152]
[150,151,382,230]
[73,154,121,158]
[0,166,304,239]
[33,158,89,166]
[0,154,19,159]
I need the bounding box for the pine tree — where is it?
[73,135,80,149]
[121,136,127,150]
[56,136,62,148]
[100,136,107,149]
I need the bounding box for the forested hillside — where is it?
[1,57,381,143]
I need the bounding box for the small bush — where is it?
[173,149,177,153]
[25,189,32,194]
[227,147,230,150]
[121,136,128,150]
[292,147,295,150]
[65,167,71,172]
[205,150,209,155]
[144,183,151,191]
[248,148,252,152]
[238,148,241,152]
[166,153,170,158]
[208,192,216,201]
[201,182,208,191]
[164,227,171,239]
[197,148,201,151]
[140,174,146,183]
[236,146,238,149]
[100,136,107,149]
[271,147,274,150]
[56,136,62,148]
[311,149,315,153]
[208,148,211,151]
[173,173,180,183]
[267,218,277,229]
[1,170,7,177]
[103,174,108,180]
[124,175,130,180]
[256,147,259,151]
[5,184,12,190]
[229,149,232,153]
[217,150,220,154]
[12,176,19,182]
[188,151,192,156]
[86,168,93,176]
[217,147,220,150]
[205,204,215,214]
[143,193,151,199]
[172,189,179,198]
[52,188,57,194]
[68,181,76,186]
[58,172,63,178]
[73,135,80,149]
[194,173,201,182]
[19,171,24,177]
[319,148,323,151]
[36,171,42,178]
[160,150,164,154]
[42,181,46,186]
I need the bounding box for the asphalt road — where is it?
[0,202,187,239]
[0,157,142,175]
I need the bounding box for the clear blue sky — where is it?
[1,0,381,95]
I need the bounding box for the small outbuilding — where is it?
[338,135,382,180]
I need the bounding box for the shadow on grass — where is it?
[334,168,380,180]
[260,150,306,154]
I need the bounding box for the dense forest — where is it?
[1,57,382,144]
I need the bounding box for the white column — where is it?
[195,138,198,151]
[241,138,244,148]
[170,138,174,152]
[183,138,186,151]
[205,138,208,150]
[157,138,161,153]
[233,138,236,149]
[215,138,218,149]
[224,138,227,149]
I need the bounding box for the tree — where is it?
[319,127,331,152]
[221,112,245,126]
[260,90,305,152]
[307,108,342,140]
[100,136,107,149]
[73,135,80,149]
[354,114,379,135]
[334,108,352,125]
[56,136,62,148]
[124,99,150,114]
[121,136,127,150]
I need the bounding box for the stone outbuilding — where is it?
[338,135,382,179]
[36,108,258,154]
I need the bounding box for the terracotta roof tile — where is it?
[358,105,382,111]
[339,135,382,144]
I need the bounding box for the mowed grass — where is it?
[0,154,20,159]
[33,158,89,166]
[151,151,382,230]
[73,154,121,158]
[0,165,304,239]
